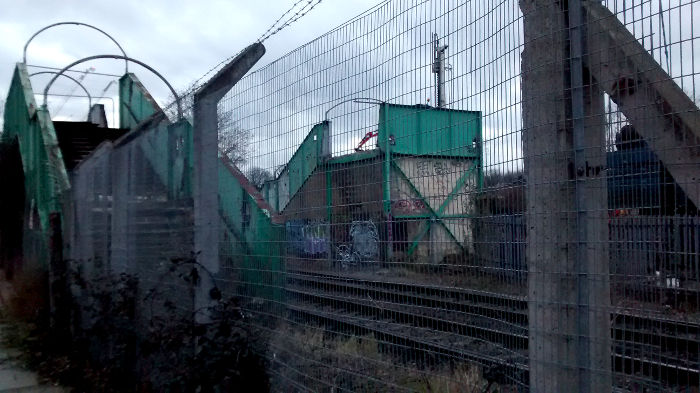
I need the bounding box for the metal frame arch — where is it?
[30,71,92,111]
[324,97,384,120]
[43,55,183,120]
[23,22,129,72]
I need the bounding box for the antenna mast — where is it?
[432,33,448,108]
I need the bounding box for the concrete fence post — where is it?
[192,43,265,322]
[521,0,611,391]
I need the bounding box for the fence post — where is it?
[569,0,612,391]
[110,148,128,274]
[521,0,611,391]
[193,43,265,322]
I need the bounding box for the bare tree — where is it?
[166,88,251,166]
[218,119,250,166]
[245,167,272,190]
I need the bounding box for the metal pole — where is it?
[23,22,129,72]
[432,33,448,108]
[381,104,392,259]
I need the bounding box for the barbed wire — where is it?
[181,0,324,93]
[26,0,325,122]
[258,0,324,42]
[160,0,325,120]
[256,0,312,43]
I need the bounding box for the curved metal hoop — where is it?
[30,71,92,111]
[23,22,128,72]
[43,55,183,120]
[324,97,384,120]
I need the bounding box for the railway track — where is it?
[285,268,700,389]
[285,303,530,387]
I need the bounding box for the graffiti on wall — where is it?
[391,198,426,213]
[394,158,476,212]
[336,220,379,267]
[351,220,379,260]
[286,219,329,257]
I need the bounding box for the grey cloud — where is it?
[0,0,378,128]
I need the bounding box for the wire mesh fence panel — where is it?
[36,0,698,390]
[210,0,700,391]
[67,116,195,329]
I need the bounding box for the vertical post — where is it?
[568,2,591,390]
[382,105,393,259]
[521,0,578,391]
[193,94,218,322]
[569,0,613,393]
[570,0,612,390]
[326,165,333,265]
[521,0,611,391]
[432,34,449,108]
[193,43,265,322]
[110,149,128,273]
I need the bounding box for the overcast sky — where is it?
[0,0,380,126]
[1,0,697,175]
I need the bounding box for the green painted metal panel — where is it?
[287,121,329,202]
[376,103,482,257]
[328,149,380,165]
[219,161,284,303]
[1,64,70,241]
[219,162,246,229]
[261,176,279,211]
[262,121,329,211]
[119,73,162,129]
[133,119,193,198]
[254,105,483,262]
[378,103,481,158]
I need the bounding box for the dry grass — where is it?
[269,323,497,393]
[402,364,484,393]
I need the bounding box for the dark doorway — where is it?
[0,139,26,280]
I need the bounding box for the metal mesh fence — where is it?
[47,0,700,391]
[67,116,195,325]
[211,0,700,392]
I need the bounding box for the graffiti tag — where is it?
[392,198,427,212]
